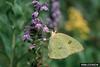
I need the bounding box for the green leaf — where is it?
[0,51,10,67]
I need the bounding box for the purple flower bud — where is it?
[32,11,39,19]
[32,19,36,24]
[32,18,40,24]
[40,4,48,11]
[32,1,49,11]
[32,0,38,5]
[33,2,42,11]
[23,32,30,41]
[51,0,59,11]
[53,11,61,20]
[43,25,49,32]
[52,1,59,8]
[35,23,42,29]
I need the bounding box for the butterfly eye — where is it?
[68,40,72,44]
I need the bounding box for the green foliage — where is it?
[0,0,33,67]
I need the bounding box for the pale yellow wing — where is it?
[48,33,84,59]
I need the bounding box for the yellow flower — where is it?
[65,7,90,40]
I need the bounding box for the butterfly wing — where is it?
[48,33,69,59]
[48,33,84,59]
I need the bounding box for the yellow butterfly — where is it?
[48,32,84,59]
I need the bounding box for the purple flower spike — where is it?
[32,11,39,19]
[48,0,61,30]
[43,25,49,32]
[23,0,49,43]
[35,23,42,29]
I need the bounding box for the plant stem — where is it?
[10,31,16,67]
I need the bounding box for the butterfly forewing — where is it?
[48,34,69,59]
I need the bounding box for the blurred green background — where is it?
[0,0,100,67]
